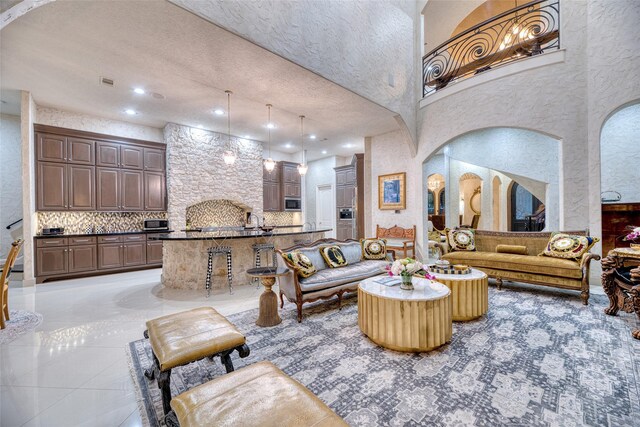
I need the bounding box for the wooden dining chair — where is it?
[1,239,24,329]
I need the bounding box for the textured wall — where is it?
[367,130,419,239]
[0,114,22,258]
[165,124,264,231]
[36,212,167,235]
[600,103,640,203]
[170,0,418,151]
[35,106,163,142]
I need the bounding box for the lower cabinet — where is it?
[35,233,162,283]
[146,241,163,264]
[68,245,97,273]
[36,247,68,276]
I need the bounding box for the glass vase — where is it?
[400,274,414,290]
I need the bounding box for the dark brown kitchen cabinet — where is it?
[121,170,144,211]
[121,145,144,169]
[98,243,123,269]
[283,183,301,198]
[37,162,67,210]
[263,181,281,212]
[68,245,97,273]
[96,167,120,210]
[144,171,166,211]
[96,142,121,167]
[144,148,165,171]
[263,164,280,183]
[123,240,146,266]
[36,247,68,276]
[146,241,163,264]
[67,138,95,165]
[68,165,95,210]
[36,133,67,163]
[282,162,300,184]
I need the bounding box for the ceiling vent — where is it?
[100,77,114,87]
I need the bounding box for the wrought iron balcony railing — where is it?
[422,0,560,96]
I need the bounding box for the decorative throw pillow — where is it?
[496,244,528,255]
[446,228,476,251]
[319,245,348,268]
[280,251,317,278]
[361,238,387,260]
[541,233,599,261]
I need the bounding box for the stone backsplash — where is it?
[264,212,302,226]
[37,212,168,234]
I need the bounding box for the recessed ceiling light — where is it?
[285,143,292,148]
[133,88,145,95]
[125,109,137,115]
[310,135,317,140]
[214,109,224,115]
[197,125,204,129]
[345,143,353,148]
[322,150,327,154]
[244,135,251,139]
[267,123,275,129]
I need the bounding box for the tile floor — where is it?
[1,269,605,427]
[0,269,264,427]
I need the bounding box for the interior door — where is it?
[316,185,335,238]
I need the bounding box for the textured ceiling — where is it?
[0,0,399,159]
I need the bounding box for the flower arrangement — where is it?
[623,226,640,242]
[386,258,435,290]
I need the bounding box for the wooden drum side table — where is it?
[246,267,290,327]
[430,269,489,321]
[358,277,452,352]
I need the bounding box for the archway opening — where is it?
[459,172,482,228]
[427,173,445,229]
[508,182,544,231]
[600,101,640,254]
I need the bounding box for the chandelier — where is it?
[222,90,236,165]
[264,104,276,172]
[297,115,308,176]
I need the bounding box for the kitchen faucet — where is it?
[246,213,261,228]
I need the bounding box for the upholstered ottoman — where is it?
[166,361,347,427]
[143,307,250,415]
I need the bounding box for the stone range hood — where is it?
[185,199,252,229]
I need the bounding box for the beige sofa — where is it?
[435,230,600,304]
[276,238,393,322]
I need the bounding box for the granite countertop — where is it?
[149,228,331,241]
[35,230,172,238]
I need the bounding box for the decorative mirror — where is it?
[470,186,481,214]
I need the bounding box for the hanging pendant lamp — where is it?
[222,90,236,165]
[264,104,276,172]
[297,115,308,176]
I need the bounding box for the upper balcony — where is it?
[422,0,560,97]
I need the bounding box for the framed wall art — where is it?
[378,172,406,210]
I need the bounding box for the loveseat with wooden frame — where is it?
[434,230,601,304]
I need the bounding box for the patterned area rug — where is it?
[0,310,43,344]
[127,286,640,426]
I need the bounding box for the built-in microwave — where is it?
[143,219,169,230]
[339,208,354,219]
[284,198,302,211]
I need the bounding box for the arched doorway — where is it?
[459,173,482,228]
[509,182,543,231]
[427,173,445,229]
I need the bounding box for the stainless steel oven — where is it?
[284,198,302,211]
[339,208,354,219]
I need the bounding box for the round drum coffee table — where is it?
[430,268,488,321]
[358,277,452,352]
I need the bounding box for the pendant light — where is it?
[297,115,308,176]
[222,90,236,165]
[264,104,276,172]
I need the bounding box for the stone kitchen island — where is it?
[149,227,329,291]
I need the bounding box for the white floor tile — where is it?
[0,386,73,427]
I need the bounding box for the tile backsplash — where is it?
[186,200,245,228]
[37,212,168,235]
[263,212,302,226]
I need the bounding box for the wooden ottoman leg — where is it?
[158,368,172,415]
[602,268,619,316]
[632,286,640,340]
[220,349,235,373]
[144,351,160,380]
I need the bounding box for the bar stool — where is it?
[251,243,277,285]
[205,246,233,296]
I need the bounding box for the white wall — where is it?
[0,114,22,258]
[600,103,640,203]
[21,92,37,285]
[304,156,339,238]
[35,106,163,142]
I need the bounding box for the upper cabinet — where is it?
[35,125,166,212]
[262,161,302,212]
